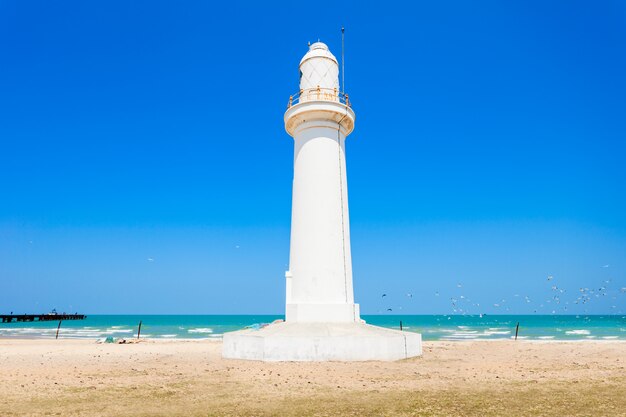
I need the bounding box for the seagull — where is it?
[382,294,387,298]
[457,283,462,288]
[147,257,154,262]
[386,308,393,312]
[547,275,554,281]
[620,287,626,293]
[406,293,412,298]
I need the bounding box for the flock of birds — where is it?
[379,265,626,315]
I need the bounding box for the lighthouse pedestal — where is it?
[222,322,422,362]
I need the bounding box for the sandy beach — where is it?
[0,339,624,416]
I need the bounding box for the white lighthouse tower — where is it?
[284,42,358,324]
[222,41,422,361]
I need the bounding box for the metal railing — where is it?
[287,87,351,109]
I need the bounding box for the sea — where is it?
[1,315,625,341]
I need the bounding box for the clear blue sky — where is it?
[1,1,625,315]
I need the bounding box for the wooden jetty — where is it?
[1,314,86,323]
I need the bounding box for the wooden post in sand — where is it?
[55,320,62,339]
[137,320,142,339]
[515,322,520,340]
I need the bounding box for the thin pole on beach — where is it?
[400,320,403,331]
[55,320,62,339]
[137,320,142,339]
[515,322,520,340]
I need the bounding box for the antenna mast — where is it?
[341,27,345,94]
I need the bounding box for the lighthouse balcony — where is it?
[287,87,351,109]
[284,88,355,136]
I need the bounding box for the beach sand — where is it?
[0,339,624,416]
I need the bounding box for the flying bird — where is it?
[147,257,154,262]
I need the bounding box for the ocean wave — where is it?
[188,328,213,334]
[483,330,511,335]
[565,330,591,335]
[442,336,479,340]
[107,328,133,333]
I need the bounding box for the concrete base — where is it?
[222,321,422,362]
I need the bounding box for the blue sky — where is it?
[1,1,625,315]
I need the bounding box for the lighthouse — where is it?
[222,41,422,361]
[284,42,358,323]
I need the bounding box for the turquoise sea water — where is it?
[1,315,625,341]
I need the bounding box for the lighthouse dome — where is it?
[299,41,340,93]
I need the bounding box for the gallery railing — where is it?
[287,87,351,109]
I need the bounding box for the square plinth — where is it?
[222,321,422,362]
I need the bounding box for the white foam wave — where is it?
[565,330,590,335]
[107,328,133,333]
[188,328,213,334]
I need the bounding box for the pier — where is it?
[1,314,86,323]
